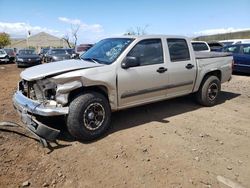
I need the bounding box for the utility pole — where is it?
[27,30,31,48]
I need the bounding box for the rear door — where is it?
[234,44,250,72]
[165,38,197,98]
[117,38,169,108]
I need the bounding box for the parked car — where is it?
[219,39,250,46]
[64,48,77,59]
[45,48,71,63]
[4,48,16,62]
[220,43,250,73]
[75,44,93,56]
[16,49,41,67]
[0,49,9,63]
[207,41,224,51]
[39,48,50,62]
[13,35,233,144]
[191,41,210,52]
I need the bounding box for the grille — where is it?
[19,80,34,99]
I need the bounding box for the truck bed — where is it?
[195,51,232,59]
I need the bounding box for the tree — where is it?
[62,33,72,48]
[0,32,11,48]
[71,24,80,47]
[62,24,80,48]
[125,25,149,36]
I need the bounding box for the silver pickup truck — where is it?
[13,35,233,143]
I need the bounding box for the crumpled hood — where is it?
[21,59,102,81]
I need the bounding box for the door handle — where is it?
[185,64,194,69]
[157,67,168,73]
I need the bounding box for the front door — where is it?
[117,39,169,108]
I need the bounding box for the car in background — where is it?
[220,43,250,73]
[219,39,250,46]
[207,41,224,51]
[0,49,9,63]
[75,44,93,56]
[16,49,41,68]
[191,41,210,52]
[39,48,50,62]
[64,48,77,59]
[45,48,71,63]
[4,48,16,62]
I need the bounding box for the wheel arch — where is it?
[194,70,222,92]
[68,85,109,104]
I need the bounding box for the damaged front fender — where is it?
[54,80,83,105]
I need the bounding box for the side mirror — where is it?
[121,56,140,69]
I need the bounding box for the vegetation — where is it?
[194,30,250,41]
[0,32,11,48]
[124,25,149,35]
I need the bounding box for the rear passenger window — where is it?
[167,39,190,62]
[127,39,163,66]
[243,45,250,55]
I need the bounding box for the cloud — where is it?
[58,17,81,25]
[58,17,103,33]
[0,21,60,38]
[195,27,250,36]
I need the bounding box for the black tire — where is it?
[196,75,221,107]
[67,92,111,141]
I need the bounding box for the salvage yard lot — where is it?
[0,63,250,188]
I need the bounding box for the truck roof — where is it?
[111,35,191,40]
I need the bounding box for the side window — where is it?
[167,39,190,62]
[242,45,250,55]
[223,46,239,53]
[127,39,163,66]
[192,42,209,51]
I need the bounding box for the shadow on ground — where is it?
[233,72,250,76]
[56,90,240,144]
[109,91,240,134]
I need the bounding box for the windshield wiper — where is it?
[81,58,100,64]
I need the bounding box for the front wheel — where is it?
[67,92,111,141]
[196,76,221,107]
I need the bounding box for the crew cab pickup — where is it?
[13,35,233,143]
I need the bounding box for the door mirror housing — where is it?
[121,56,140,69]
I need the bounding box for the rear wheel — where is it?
[196,76,221,106]
[67,92,111,141]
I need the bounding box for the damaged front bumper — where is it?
[13,91,69,143]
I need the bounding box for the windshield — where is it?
[80,38,134,64]
[50,49,67,55]
[41,49,49,53]
[0,50,6,55]
[19,50,36,55]
[222,42,234,46]
[4,49,13,54]
[65,49,74,54]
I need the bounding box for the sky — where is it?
[0,0,249,44]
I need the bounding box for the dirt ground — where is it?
[0,63,249,188]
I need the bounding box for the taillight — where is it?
[231,59,234,69]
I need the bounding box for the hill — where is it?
[8,32,72,51]
[194,30,250,41]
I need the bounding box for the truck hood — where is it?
[21,59,102,81]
